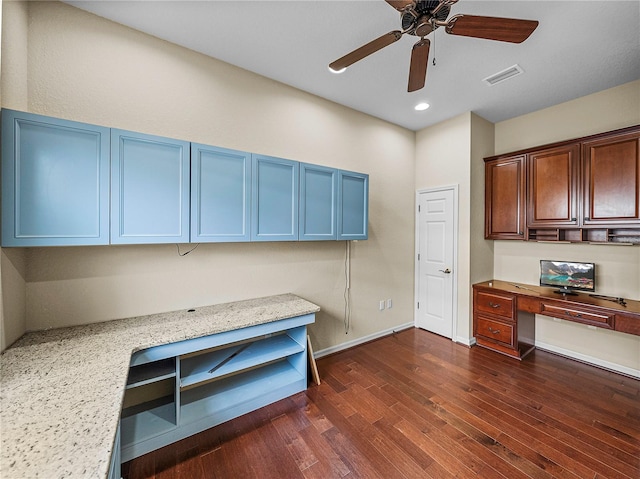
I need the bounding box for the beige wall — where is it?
[1,249,26,350]
[469,114,495,286]
[1,1,416,353]
[0,0,29,350]
[415,112,494,342]
[495,80,640,154]
[494,80,640,375]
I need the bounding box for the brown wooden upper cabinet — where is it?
[527,143,580,228]
[484,125,640,242]
[582,130,640,226]
[485,155,525,239]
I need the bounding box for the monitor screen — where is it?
[540,260,595,294]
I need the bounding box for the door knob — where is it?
[439,268,451,274]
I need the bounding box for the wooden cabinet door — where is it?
[582,129,640,226]
[527,144,580,227]
[191,144,251,242]
[111,129,190,244]
[251,155,299,241]
[484,156,526,239]
[299,163,337,241]
[337,170,368,240]
[1,109,110,246]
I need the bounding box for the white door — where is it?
[416,187,457,338]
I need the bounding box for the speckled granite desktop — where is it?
[0,293,320,479]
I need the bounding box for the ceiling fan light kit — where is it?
[329,0,539,93]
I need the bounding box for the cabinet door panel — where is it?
[299,163,337,241]
[527,144,580,227]
[191,144,251,242]
[1,109,109,246]
[582,132,640,225]
[337,170,368,240]
[484,156,525,239]
[251,155,299,241]
[111,130,190,244]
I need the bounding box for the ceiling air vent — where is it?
[483,64,524,86]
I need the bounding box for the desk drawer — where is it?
[475,291,515,320]
[540,303,614,329]
[475,315,516,348]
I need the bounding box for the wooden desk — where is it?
[472,280,640,359]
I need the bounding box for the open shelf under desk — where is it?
[180,334,304,390]
[126,358,176,389]
[121,396,177,449]
[180,360,304,426]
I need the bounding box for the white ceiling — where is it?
[65,0,640,131]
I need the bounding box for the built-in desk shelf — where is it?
[119,313,314,463]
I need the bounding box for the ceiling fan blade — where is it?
[385,0,413,12]
[408,38,430,92]
[329,30,403,71]
[445,14,539,43]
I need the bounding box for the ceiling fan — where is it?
[329,0,539,92]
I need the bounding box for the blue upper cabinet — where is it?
[1,109,110,247]
[251,155,299,241]
[338,170,369,240]
[191,144,251,242]
[111,129,190,244]
[299,163,337,241]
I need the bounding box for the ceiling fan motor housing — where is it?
[402,0,451,35]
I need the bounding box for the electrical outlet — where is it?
[379,300,385,311]
[387,299,393,309]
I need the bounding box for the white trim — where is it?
[414,185,459,341]
[456,336,476,347]
[314,322,414,359]
[535,341,640,379]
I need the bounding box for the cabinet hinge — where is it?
[417,302,420,309]
[418,253,420,261]
[418,205,421,212]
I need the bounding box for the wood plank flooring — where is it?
[122,328,640,479]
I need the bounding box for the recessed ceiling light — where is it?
[328,66,346,74]
[414,102,430,111]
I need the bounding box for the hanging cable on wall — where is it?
[176,243,200,256]
[344,240,352,334]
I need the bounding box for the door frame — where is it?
[414,185,459,341]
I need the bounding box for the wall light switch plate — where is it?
[387,299,392,309]
[379,300,385,311]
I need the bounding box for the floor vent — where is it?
[483,64,524,86]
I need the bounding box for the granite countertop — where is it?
[0,293,320,479]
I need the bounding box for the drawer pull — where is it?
[565,311,582,318]
[488,326,501,334]
[488,302,501,309]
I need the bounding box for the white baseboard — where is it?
[455,336,475,347]
[314,322,414,359]
[535,341,640,379]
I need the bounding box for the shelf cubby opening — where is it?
[179,360,305,426]
[180,333,304,390]
[126,358,176,389]
[121,395,177,448]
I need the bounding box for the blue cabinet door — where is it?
[191,144,251,242]
[111,129,190,244]
[299,163,337,241]
[338,170,369,240]
[1,109,110,247]
[251,155,299,241]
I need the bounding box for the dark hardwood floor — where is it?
[122,328,640,479]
